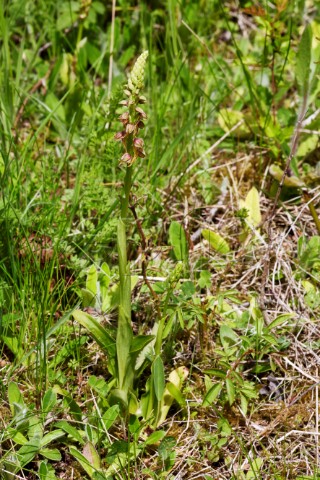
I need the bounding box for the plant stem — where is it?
[116,165,133,392]
[121,166,132,219]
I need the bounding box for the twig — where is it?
[277,429,320,443]
[107,0,116,100]
[129,201,160,312]
[259,92,308,310]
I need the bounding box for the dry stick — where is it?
[104,0,116,131]
[259,94,308,311]
[316,367,319,469]
[107,0,116,100]
[129,201,161,318]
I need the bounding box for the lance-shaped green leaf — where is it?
[202,383,223,407]
[296,24,312,95]
[55,420,85,445]
[72,310,115,359]
[226,378,235,405]
[169,221,188,260]
[202,229,230,254]
[69,446,98,478]
[86,264,98,297]
[17,436,41,467]
[41,388,57,417]
[8,382,25,415]
[39,448,61,461]
[152,355,165,402]
[101,405,120,431]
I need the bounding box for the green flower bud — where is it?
[127,51,148,95]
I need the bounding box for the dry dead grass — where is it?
[161,149,320,478]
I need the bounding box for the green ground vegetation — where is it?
[1,0,320,478]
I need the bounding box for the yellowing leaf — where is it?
[269,164,305,188]
[217,109,250,138]
[202,229,230,254]
[83,442,100,470]
[239,186,261,228]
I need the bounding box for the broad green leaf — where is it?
[262,333,279,346]
[130,335,155,354]
[166,382,186,407]
[226,378,235,405]
[72,310,115,357]
[202,383,222,407]
[303,284,320,309]
[81,288,96,308]
[204,369,227,379]
[8,382,24,414]
[39,460,57,480]
[59,53,68,85]
[202,229,230,254]
[100,262,111,299]
[297,134,318,158]
[144,430,166,445]
[219,325,238,350]
[86,265,98,296]
[63,394,83,423]
[28,415,44,439]
[69,446,95,478]
[155,367,188,427]
[88,375,110,397]
[239,186,261,228]
[204,374,213,392]
[140,379,154,421]
[1,335,24,358]
[39,448,62,461]
[93,472,108,480]
[158,436,176,462]
[40,430,65,447]
[268,313,295,330]
[101,262,111,277]
[57,3,79,31]
[45,92,66,122]
[296,24,312,93]
[246,457,264,479]
[17,436,41,466]
[108,388,128,410]
[128,391,139,415]
[55,421,85,445]
[101,405,120,431]
[42,389,57,416]
[83,442,100,470]
[168,221,188,261]
[12,431,28,445]
[240,394,248,415]
[152,355,165,402]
